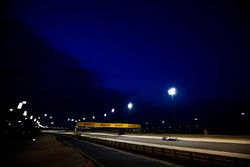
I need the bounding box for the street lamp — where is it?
[23,111,27,117]
[17,101,27,109]
[127,102,133,123]
[17,102,23,109]
[128,103,133,110]
[168,87,177,133]
[194,118,198,128]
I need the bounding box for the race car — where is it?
[162,136,179,141]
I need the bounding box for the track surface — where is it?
[85,134,250,154]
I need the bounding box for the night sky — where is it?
[2,0,250,132]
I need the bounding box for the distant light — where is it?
[75,120,77,122]
[17,102,23,109]
[71,119,74,122]
[38,117,40,119]
[23,111,27,117]
[194,118,198,121]
[104,113,107,117]
[9,108,13,112]
[111,108,115,113]
[51,122,54,125]
[241,112,245,116]
[78,119,80,121]
[168,126,171,128]
[30,115,33,120]
[34,118,37,122]
[67,118,70,121]
[44,113,47,117]
[168,87,176,96]
[92,116,95,119]
[49,116,52,119]
[18,120,21,123]
[32,138,36,142]
[8,123,11,126]
[83,118,85,121]
[145,122,148,125]
[128,102,133,110]
[162,121,165,124]
[25,118,27,120]
[22,101,27,104]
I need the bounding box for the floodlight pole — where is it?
[168,87,177,134]
[171,94,177,133]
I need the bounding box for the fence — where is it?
[78,135,250,167]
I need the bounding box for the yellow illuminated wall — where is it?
[76,122,141,129]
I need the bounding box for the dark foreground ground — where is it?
[1,133,95,167]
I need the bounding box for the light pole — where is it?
[127,102,133,123]
[104,113,107,122]
[168,87,176,133]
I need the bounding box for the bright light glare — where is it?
[194,118,198,121]
[128,102,133,109]
[162,121,165,124]
[83,118,85,121]
[49,116,52,119]
[9,109,13,112]
[22,101,27,104]
[241,112,245,116]
[67,118,70,121]
[104,113,107,117]
[30,115,33,120]
[111,108,115,113]
[51,122,54,125]
[17,103,23,109]
[71,119,74,122]
[92,116,95,119]
[168,87,176,96]
[44,113,47,117]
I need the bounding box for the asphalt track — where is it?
[84,134,250,154]
[60,136,180,167]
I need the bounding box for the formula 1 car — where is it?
[162,136,179,141]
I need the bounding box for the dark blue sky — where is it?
[2,0,250,127]
[8,0,250,106]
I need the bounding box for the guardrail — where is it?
[78,135,250,167]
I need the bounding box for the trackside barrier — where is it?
[78,135,250,167]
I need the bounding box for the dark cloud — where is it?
[1,18,129,124]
